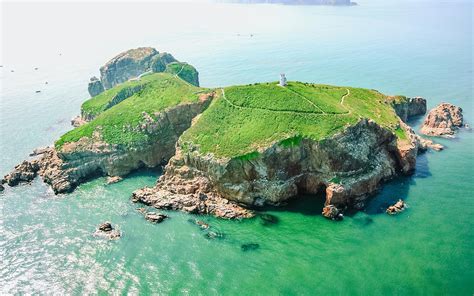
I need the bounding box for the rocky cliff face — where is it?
[4,95,213,194]
[391,97,427,122]
[100,47,159,89]
[132,118,421,219]
[421,103,464,137]
[87,76,104,97]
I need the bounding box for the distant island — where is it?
[219,0,357,5]
[4,47,464,221]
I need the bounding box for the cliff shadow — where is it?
[260,191,327,217]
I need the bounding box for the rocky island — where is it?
[4,47,460,220]
[222,0,356,5]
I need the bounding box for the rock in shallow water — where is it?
[322,205,344,221]
[386,199,407,215]
[93,221,121,240]
[106,176,123,185]
[188,218,210,230]
[145,212,169,223]
[3,160,40,186]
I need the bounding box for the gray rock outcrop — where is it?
[100,47,159,89]
[391,97,427,122]
[88,76,104,97]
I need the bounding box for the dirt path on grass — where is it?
[220,88,350,117]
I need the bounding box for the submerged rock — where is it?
[0,184,4,192]
[188,218,210,230]
[421,103,463,137]
[259,213,279,226]
[386,199,407,215]
[93,221,121,240]
[241,243,260,252]
[204,230,226,240]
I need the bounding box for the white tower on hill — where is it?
[279,73,287,87]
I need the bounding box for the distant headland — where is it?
[219,0,357,6]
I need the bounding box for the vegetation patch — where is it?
[180,81,404,158]
[164,62,199,87]
[56,73,202,149]
[279,135,303,148]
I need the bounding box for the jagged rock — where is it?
[106,176,123,184]
[71,116,87,127]
[98,221,113,231]
[3,160,40,186]
[151,52,177,73]
[386,199,406,215]
[421,103,463,137]
[29,147,50,157]
[418,137,444,151]
[392,97,427,122]
[93,222,121,240]
[322,205,343,220]
[88,76,104,97]
[145,212,168,223]
[100,47,160,89]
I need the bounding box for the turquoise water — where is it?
[1,0,473,294]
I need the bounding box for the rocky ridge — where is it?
[4,95,212,193]
[132,117,423,219]
[391,97,427,122]
[100,47,160,89]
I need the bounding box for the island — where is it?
[5,47,458,220]
[220,0,357,6]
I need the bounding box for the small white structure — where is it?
[279,73,287,87]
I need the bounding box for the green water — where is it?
[1,0,473,294]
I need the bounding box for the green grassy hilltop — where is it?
[57,76,405,157]
[56,73,203,148]
[180,82,404,158]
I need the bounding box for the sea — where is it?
[0,0,473,294]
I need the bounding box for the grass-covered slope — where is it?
[81,74,151,119]
[164,62,199,87]
[180,81,404,158]
[56,73,203,149]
